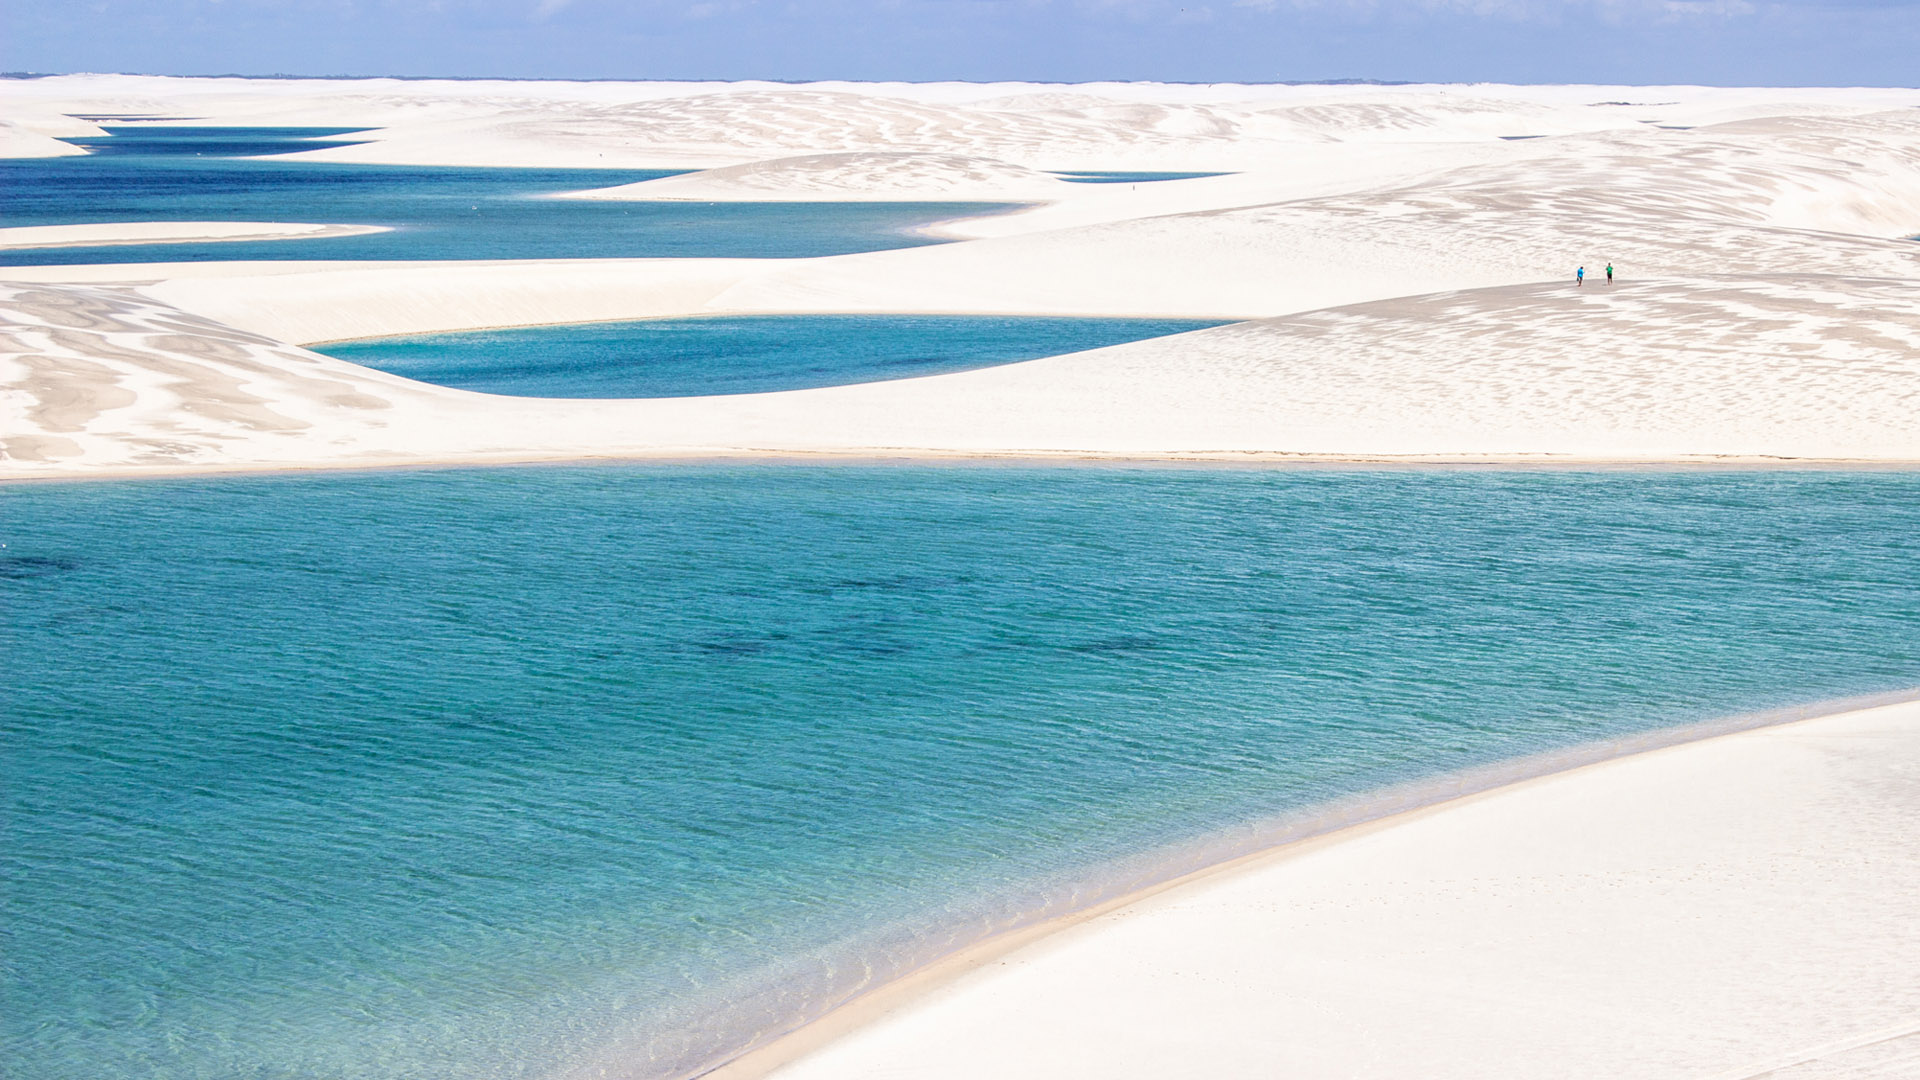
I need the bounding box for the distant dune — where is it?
[2,76,1917,476]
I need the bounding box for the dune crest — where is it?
[568,151,1074,202]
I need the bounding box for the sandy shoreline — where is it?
[0,221,391,250]
[698,689,1920,1080]
[6,448,1920,487]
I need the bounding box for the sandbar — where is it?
[0,221,390,250]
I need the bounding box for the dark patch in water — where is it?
[691,637,774,657]
[1064,635,1163,654]
[686,628,914,659]
[0,554,80,580]
[827,574,950,594]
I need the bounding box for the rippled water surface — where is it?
[5,466,1919,1080]
[315,315,1228,397]
[0,126,1013,264]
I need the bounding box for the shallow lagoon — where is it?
[6,466,1919,1079]
[316,314,1230,397]
[55,124,378,157]
[0,126,1017,264]
[1050,170,1229,183]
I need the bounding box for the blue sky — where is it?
[3,0,1916,85]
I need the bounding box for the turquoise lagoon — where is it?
[314,315,1228,397]
[54,125,380,158]
[1049,170,1229,183]
[5,466,1920,1079]
[0,126,1015,264]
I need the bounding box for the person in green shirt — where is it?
[1606,263,1614,284]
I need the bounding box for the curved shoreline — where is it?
[9,451,1920,486]
[695,687,1920,1080]
[0,221,392,251]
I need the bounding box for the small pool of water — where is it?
[1050,170,1229,183]
[315,314,1231,397]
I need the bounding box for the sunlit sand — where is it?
[721,698,1920,1080]
[3,77,1917,475]
[4,76,1918,1080]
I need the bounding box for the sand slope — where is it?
[567,151,1079,202]
[7,273,1917,473]
[727,699,1920,1080]
[0,119,89,159]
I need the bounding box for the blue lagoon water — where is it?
[1049,170,1229,183]
[314,315,1229,397]
[5,466,1919,1080]
[0,126,1016,264]
[56,125,378,157]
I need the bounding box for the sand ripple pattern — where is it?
[513,90,1291,161]
[5,273,1918,472]
[0,283,413,469]
[572,152,1076,201]
[466,89,1754,163]
[748,117,1920,316]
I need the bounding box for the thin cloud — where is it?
[1236,0,1759,17]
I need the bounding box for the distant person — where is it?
[1606,263,1614,284]
[1576,266,1585,287]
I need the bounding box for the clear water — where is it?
[6,465,1919,1080]
[1049,170,1229,183]
[0,126,1017,265]
[314,315,1229,397]
[56,125,378,157]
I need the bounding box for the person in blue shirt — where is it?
[1576,266,1585,286]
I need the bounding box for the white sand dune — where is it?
[6,76,1917,170]
[712,697,1920,1080]
[6,274,1916,472]
[1,79,1918,476]
[0,221,390,250]
[566,151,1079,202]
[712,120,1920,315]
[0,118,89,159]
